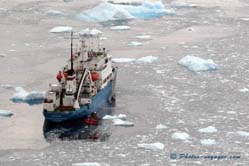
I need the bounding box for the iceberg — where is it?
[10,87,45,105]
[103,114,127,120]
[172,132,190,140]
[0,110,13,117]
[113,119,134,127]
[178,55,218,72]
[0,84,14,89]
[200,139,216,146]
[46,10,65,16]
[49,26,72,33]
[138,142,164,151]
[198,126,217,133]
[77,1,174,22]
[110,25,130,30]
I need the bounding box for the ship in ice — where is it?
[43,29,117,123]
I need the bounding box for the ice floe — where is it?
[128,41,143,46]
[172,132,190,140]
[198,126,217,133]
[77,1,173,22]
[156,124,167,129]
[135,35,151,40]
[72,163,106,166]
[113,119,134,127]
[110,25,130,30]
[46,10,65,16]
[178,55,218,72]
[10,87,45,105]
[49,26,72,33]
[237,131,249,137]
[112,56,158,63]
[0,110,13,117]
[0,84,14,89]
[200,139,216,146]
[239,88,249,92]
[103,114,127,120]
[137,142,164,151]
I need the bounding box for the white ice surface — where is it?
[46,10,65,16]
[113,119,134,127]
[103,114,127,120]
[198,126,217,133]
[0,84,14,89]
[200,139,216,146]
[77,1,173,22]
[110,25,130,30]
[137,142,164,151]
[79,28,102,37]
[0,110,13,117]
[49,26,72,33]
[112,58,136,63]
[172,132,190,140]
[11,87,45,102]
[178,55,218,72]
[171,1,196,8]
[237,131,249,137]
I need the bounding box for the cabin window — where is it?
[105,58,108,63]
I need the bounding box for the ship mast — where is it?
[69,31,74,75]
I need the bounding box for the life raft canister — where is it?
[91,71,99,81]
[56,71,63,81]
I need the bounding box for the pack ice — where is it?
[0,109,13,117]
[10,87,45,105]
[112,56,158,63]
[77,1,174,22]
[103,114,127,120]
[178,55,218,72]
[137,142,164,151]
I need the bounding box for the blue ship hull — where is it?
[43,81,114,122]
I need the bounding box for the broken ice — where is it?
[178,55,218,72]
[72,163,106,166]
[237,131,249,137]
[137,142,164,151]
[10,87,45,105]
[112,56,158,63]
[110,26,130,30]
[128,41,143,46]
[172,132,190,140]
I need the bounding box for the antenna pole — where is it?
[71,31,74,73]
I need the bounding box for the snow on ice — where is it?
[112,56,158,63]
[0,110,13,117]
[137,142,164,151]
[77,1,174,22]
[10,87,45,105]
[128,41,143,46]
[178,55,218,72]
[113,119,134,127]
[49,26,72,33]
[103,114,127,120]
[110,25,130,30]
[198,126,217,133]
[237,131,249,137]
[200,139,216,146]
[172,132,190,140]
